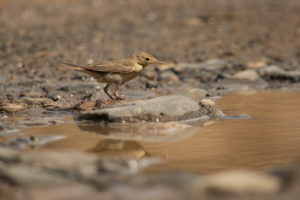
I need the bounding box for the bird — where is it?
[62,52,164,100]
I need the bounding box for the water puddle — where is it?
[21,91,300,173]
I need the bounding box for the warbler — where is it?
[62,52,164,100]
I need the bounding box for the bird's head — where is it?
[131,52,164,67]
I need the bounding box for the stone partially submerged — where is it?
[78,95,222,123]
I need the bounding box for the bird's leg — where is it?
[113,84,125,100]
[103,84,114,100]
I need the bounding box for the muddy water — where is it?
[22,91,300,173]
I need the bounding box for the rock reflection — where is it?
[77,122,201,142]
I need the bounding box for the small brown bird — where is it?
[62,52,164,100]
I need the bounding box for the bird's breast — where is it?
[121,72,140,83]
[96,72,140,84]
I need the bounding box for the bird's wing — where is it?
[83,59,142,74]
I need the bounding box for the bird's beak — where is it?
[154,61,165,64]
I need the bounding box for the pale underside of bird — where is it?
[62,52,164,100]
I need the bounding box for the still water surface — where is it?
[23,91,300,173]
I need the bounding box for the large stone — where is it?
[258,65,300,82]
[78,95,206,122]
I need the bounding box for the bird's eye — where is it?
[145,57,150,61]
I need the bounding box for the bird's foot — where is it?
[113,94,126,100]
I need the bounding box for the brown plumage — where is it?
[62,52,164,100]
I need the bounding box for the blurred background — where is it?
[1,0,300,66]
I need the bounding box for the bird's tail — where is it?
[60,63,84,71]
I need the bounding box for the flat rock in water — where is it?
[78,95,207,123]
